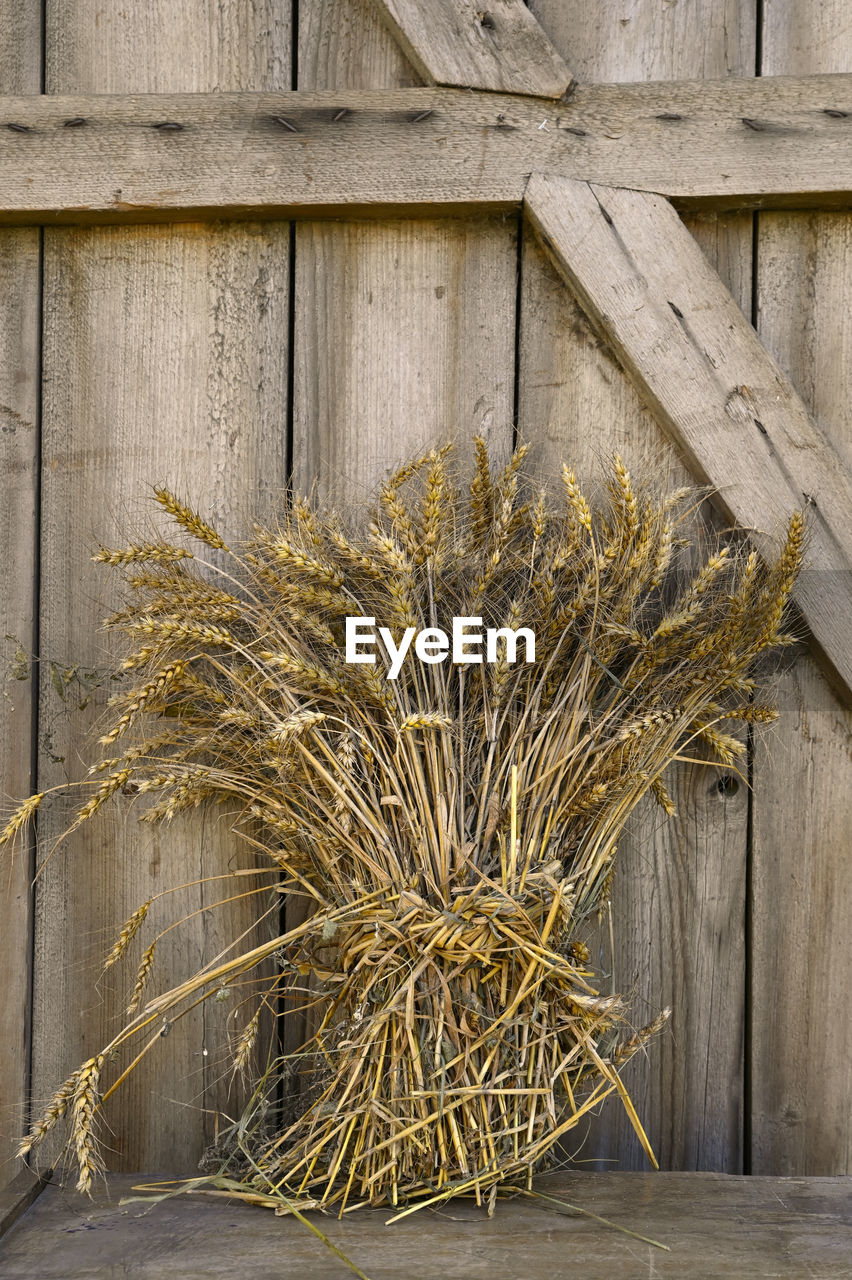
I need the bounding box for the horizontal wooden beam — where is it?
[524,172,852,702]
[0,75,850,225]
[371,0,573,99]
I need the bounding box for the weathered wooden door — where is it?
[1,0,849,1187]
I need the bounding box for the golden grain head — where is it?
[93,542,193,566]
[103,900,151,971]
[153,486,228,551]
[126,941,157,1015]
[0,791,44,848]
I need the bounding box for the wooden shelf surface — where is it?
[1,1171,851,1278]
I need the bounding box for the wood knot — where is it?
[724,385,755,424]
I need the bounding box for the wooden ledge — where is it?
[0,1170,50,1242]
[0,75,850,225]
[1,1172,850,1278]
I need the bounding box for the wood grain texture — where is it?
[0,229,40,1189]
[529,0,756,83]
[1,75,852,225]
[45,0,292,94]
[30,2,291,1176]
[371,0,572,98]
[33,221,292,1173]
[519,202,753,1170]
[0,13,40,1193]
[3,1172,852,1279]
[293,216,518,503]
[0,1169,47,1241]
[751,0,852,1176]
[570,758,749,1174]
[293,1,516,535]
[517,4,755,1174]
[285,0,516,1062]
[299,0,423,91]
[762,0,852,79]
[525,174,852,701]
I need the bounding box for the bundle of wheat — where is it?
[6,440,801,1215]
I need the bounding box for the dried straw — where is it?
[8,441,802,1214]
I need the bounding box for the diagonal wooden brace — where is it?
[371,0,573,99]
[524,172,852,702]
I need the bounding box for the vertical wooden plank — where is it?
[299,0,422,91]
[46,1,291,93]
[294,0,516,495]
[295,0,516,503]
[529,0,754,83]
[294,217,518,503]
[751,2,852,1175]
[521,1,756,1172]
[31,3,291,1174]
[286,0,516,1058]
[0,11,41,1187]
